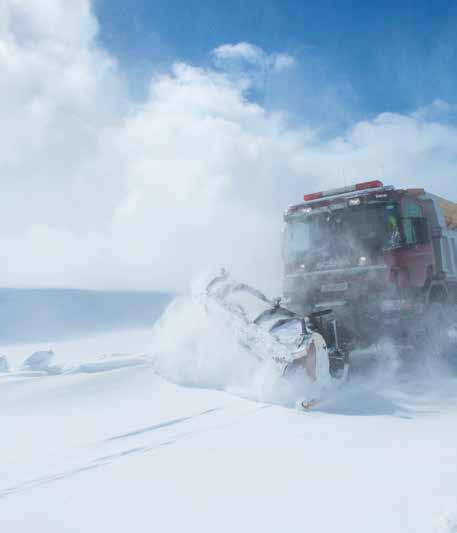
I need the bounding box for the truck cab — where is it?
[283,180,457,348]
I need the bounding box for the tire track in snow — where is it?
[0,405,264,500]
[106,408,221,442]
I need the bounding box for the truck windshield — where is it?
[284,204,400,269]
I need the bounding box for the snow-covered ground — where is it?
[2,293,457,532]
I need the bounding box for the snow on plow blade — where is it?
[205,271,349,407]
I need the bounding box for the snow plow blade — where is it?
[206,271,349,405]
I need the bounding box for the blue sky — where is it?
[95,0,457,126]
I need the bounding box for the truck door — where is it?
[399,199,435,288]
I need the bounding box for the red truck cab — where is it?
[283,180,457,347]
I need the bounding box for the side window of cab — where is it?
[402,200,430,245]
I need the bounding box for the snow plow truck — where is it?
[203,179,457,408]
[283,179,457,355]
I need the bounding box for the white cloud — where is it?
[212,42,295,73]
[1,3,457,293]
[272,52,295,72]
[213,42,264,64]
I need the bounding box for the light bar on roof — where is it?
[356,180,384,190]
[303,192,324,201]
[303,179,384,202]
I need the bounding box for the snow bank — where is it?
[75,355,149,374]
[21,350,63,375]
[0,355,9,372]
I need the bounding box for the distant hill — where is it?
[0,288,173,344]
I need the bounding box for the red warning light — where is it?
[303,192,324,201]
[355,180,384,191]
